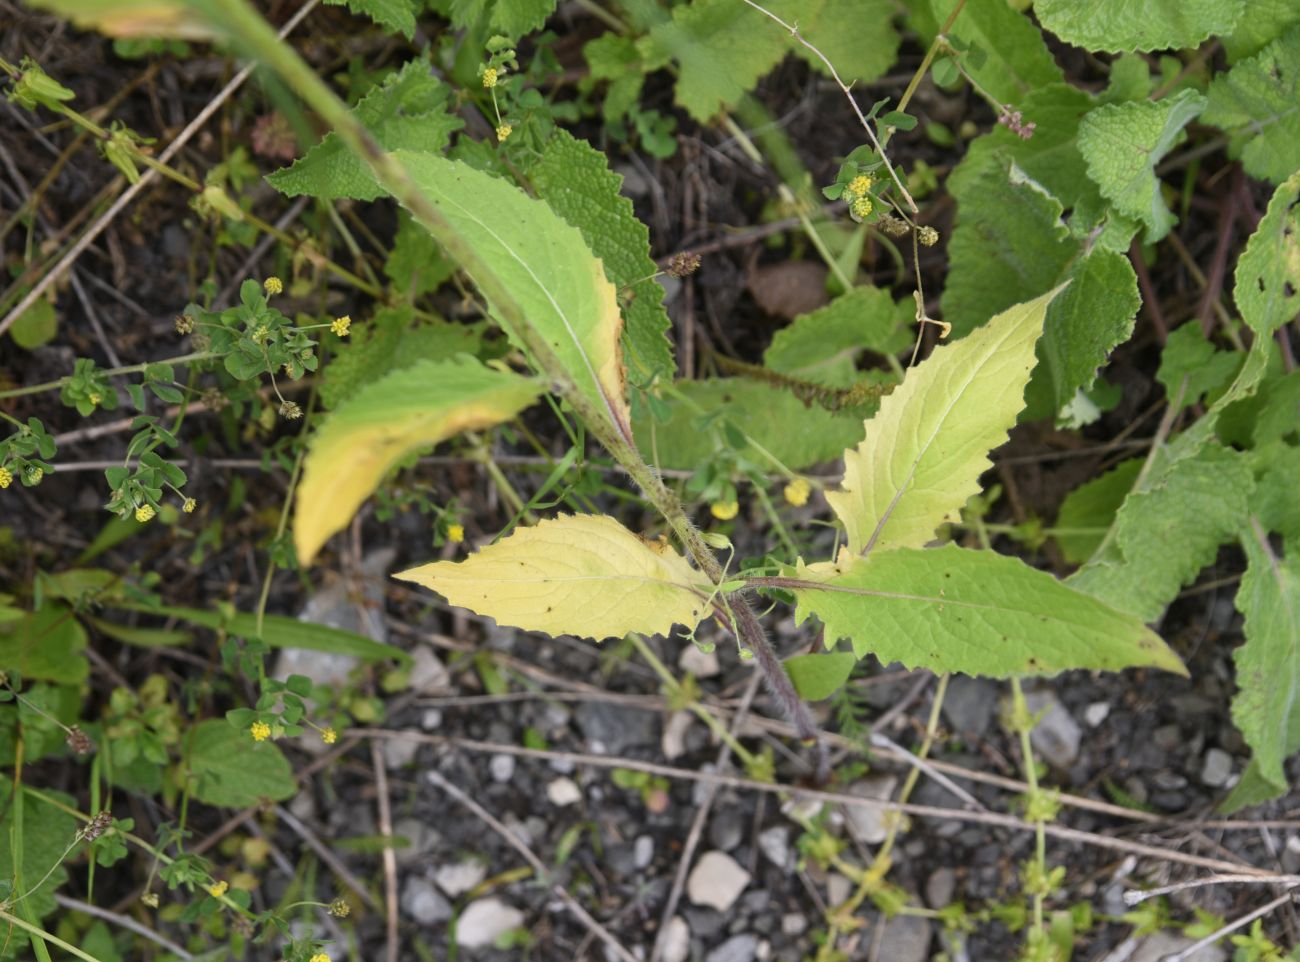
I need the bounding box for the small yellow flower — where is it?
[309,954,330,962]
[322,727,337,745]
[710,500,739,521]
[88,392,102,406]
[252,324,270,344]
[141,892,159,908]
[496,123,512,142]
[330,315,351,337]
[183,498,197,513]
[482,66,498,89]
[851,195,873,219]
[846,174,873,199]
[26,467,43,485]
[328,898,350,918]
[447,523,465,543]
[263,276,283,295]
[135,504,156,523]
[783,478,811,507]
[0,467,11,489]
[207,880,228,898]
[250,721,271,742]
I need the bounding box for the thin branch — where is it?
[54,894,193,960]
[1166,891,1297,962]
[1124,874,1300,905]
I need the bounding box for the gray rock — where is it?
[925,868,956,908]
[758,826,792,870]
[1023,689,1082,767]
[392,816,440,867]
[942,676,997,736]
[709,811,743,852]
[1107,930,1227,962]
[826,873,852,906]
[660,916,691,962]
[400,877,451,926]
[455,897,524,949]
[383,733,420,769]
[875,913,931,962]
[434,860,487,898]
[662,710,694,761]
[1201,748,1233,787]
[680,643,721,678]
[843,775,898,843]
[1153,724,1183,752]
[634,834,655,870]
[407,644,451,693]
[1084,702,1111,727]
[421,708,443,730]
[489,753,516,783]
[576,701,657,754]
[687,851,751,911]
[707,934,758,962]
[547,777,582,807]
[781,913,807,936]
[685,906,726,939]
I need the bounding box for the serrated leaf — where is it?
[527,131,675,384]
[1036,0,1243,52]
[785,651,857,701]
[0,604,87,684]
[1053,457,1143,565]
[584,35,646,123]
[786,0,901,88]
[296,357,539,564]
[1156,322,1243,410]
[1203,25,1300,185]
[1248,443,1300,553]
[788,546,1185,677]
[187,719,297,808]
[1077,89,1206,242]
[1223,0,1300,61]
[916,0,1063,105]
[827,288,1060,555]
[323,0,419,37]
[1233,169,1300,336]
[764,285,912,388]
[395,514,712,640]
[633,378,869,472]
[447,0,556,36]
[267,61,462,201]
[1067,439,1254,621]
[384,212,455,299]
[391,151,633,443]
[1228,520,1300,803]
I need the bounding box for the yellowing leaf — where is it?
[23,0,218,38]
[295,357,539,565]
[827,288,1061,555]
[395,514,712,641]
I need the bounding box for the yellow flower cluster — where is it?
[330,315,351,337]
[482,66,498,89]
[496,124,512,142]
[309,954,331,962]
[250,721,271,742]
[783,478,811,507]
[447,523,465,543]
[322,727,338,745]
[846,174,873,198]
[263,276,283,295]
[135,504,156,523]
[207,880,228,898]
[0,467,11,489]
[710,500,739,521]
[183,498,197,513]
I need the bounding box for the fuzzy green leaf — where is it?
[788,546,1185,677]
[1036,0,1243,52]
[1054,457,1143,565]
[447,0,556,36]
[527,131,675,384]
[1249,443,1300,553]
[0,604,87,684]
[785,651,857,701]
[828,288,1060,555]
[1077,89,1206,242]
[1202,25,1300,184]
[917,0,1063,105]
[1156,322,1243,410]
[323,0,419,37]
[0,790,76,922]
[384,212,455,299]
[1234,170,1300,336]
[267,61,462,201]
[1223,0,1300,61]
[188,719,297,808]
[764,285,912,388]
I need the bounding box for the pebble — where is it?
[489,753,516,783]
[634,834,655,870]
[392,816,440,867]
[679,643,721,678]
[1103,931,1227,962]
[941,676,996,736]
[407,644,451,692]
[455,897,524,949]
[576,701,657,754]
[382,734,420,769]
[781,913,807,936]
[400,877,451,926]
[434,860,487,898]
[758,826,792,870]
[875,914,931,962]
[925,868,956,908]
[1152,724,1182,751]
[1201,747,1233,787]
[826,873,852,906]
[1084,701,1111,727]
[662,710,694,760]
[687,851,752,912]
[660,916,691,962]
[706,934,759,962]
[420,708,443,730]
[843,775,898,844]
[1023,689,1082,767]
[547,776,582,807]
[709,811,743,852]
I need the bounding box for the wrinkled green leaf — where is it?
[187,719,297,808]
[323,0,418,37]
[764,285,912,388]
[1234,170,1300,336]
[1203,25,1300,185]
[1054,458,1143,565]
[1036,0,1243,53]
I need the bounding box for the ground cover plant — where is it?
[2,0,1300,959]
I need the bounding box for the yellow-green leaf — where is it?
[395,514,712,641]
[827,288,1061,555]
[295,357,539,565]
[21,0,218,38]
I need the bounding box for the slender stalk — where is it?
[0,910,103,962]
[0,351,216,400]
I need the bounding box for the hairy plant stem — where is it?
[203,0,827,771]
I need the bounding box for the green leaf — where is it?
[9,296,56,349]
[1067,439,1254,621]
[320,306,488,409]
[1248,443,1300,553]
[187,719,297,808]
[917,0,1063,106]
[1233,169,1300,336]
[395,514,712,641]
[384,212,455,299]
[296,357,540,564]
[267,61,462,201]
[1222,0,1300,61]
[1202,24,1300,185]
[323,0,419,37]
[785,651,857,700]
[0,789,76,921]
[526,130,675,385]
[787,546,1185,677]
[1054,458,1143,565]
[633,378,868,472]
[391,151,634,443]
[87,616,191,648]
[447,0,556,36]
[764,285,912,388]
[828,288,1059,555]
[584,35,646,123]
[1156,322,1243,410]
[1035,0,1243,52]
[1077,89,1206,242]
[1227,520,1300,803]
[0,605,87,684]
[785,0,901,88]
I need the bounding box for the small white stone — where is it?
[408,644,451,693]
[383,734,420,770]
[633,834,654,870]
[782,913,807,936]
[660,916,691,962]
[1201,748,1233,788]
[489,753,516,783]
[1084,702,1111,727]
[455,897,524,949]
[826,873,852,906]
[662,710,694,760]
[679,643,721,678]
[547,777,582,807]
[1022,689,1082,767]
[843,776,898,844]
[758,826,791,870]
[686,851,751,912]
[420,708,442,730]
[434,860,487,898]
